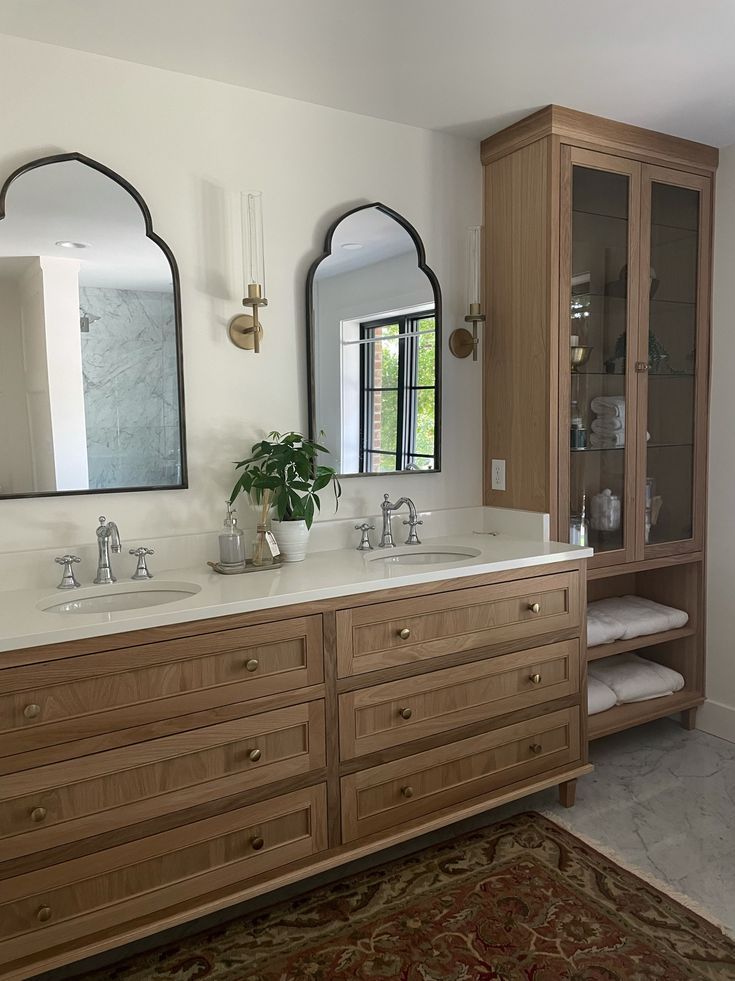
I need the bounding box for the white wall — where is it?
[0,33,482,552]
[702,142,735,742]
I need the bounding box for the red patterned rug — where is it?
[91,811,735,980]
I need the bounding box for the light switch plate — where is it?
[491,459,506,491]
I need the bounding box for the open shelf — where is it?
[587,624,696,661]
[589,690,704,740]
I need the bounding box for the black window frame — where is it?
[358,310,436,474]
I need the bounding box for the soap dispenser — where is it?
[219,501,246,568]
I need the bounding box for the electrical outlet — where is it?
[491,459,506,491]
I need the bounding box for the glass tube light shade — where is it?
[241,191,266,296]
[466,225,482,312]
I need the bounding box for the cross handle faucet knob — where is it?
[55,555,82,590]
[129,546,155,580]
[354,523,375,551]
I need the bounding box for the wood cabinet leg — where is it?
[681,707,698,731]
[558,779,577,808]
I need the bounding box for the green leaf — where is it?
[304,494,315,529]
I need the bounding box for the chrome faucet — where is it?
[94,516,121,584]
[379,493,423,547]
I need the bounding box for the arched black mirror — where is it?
[306,203,441,476]
[0,152,186,499]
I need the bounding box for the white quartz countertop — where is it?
[0,533,592,654]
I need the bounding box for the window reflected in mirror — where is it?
[307,204,441,476]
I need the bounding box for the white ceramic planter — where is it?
[272,519,310,563]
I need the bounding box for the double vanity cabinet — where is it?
[0,552,589,980]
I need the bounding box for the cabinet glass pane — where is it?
[645,182,699,546]
[569,166,629,554]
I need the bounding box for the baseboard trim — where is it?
[696,699,735,744]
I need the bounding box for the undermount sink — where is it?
[366,544,482,566]
[39,581,201,615]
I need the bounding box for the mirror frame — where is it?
[0,151,187,500]
[305,202,442,478]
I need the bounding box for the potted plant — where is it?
[229,431,341,562]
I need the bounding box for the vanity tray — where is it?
[207,558,282,575]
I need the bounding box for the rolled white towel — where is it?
[587,607,626,647]
[587,595,688,641]
[590,395,625,418]
[588,676,618,715]
[590,432,625,449]
[589,653,685,704]
[591,417,624,435]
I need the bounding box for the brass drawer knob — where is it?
[250,835,265,851]
[529,673,542,685]
[23,703,41,720]
[400,785,414,799]
[245,658,260,673]
[30,807,47,823]
[398,627,411,640]
[398,707,413,720]
[248,748,262,763]
[528,602,541,614]
[529,743,543,754]
[36,906,52,923]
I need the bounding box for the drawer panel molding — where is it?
[0,786,328,958]
[336,572,580,677]
[0,702,326,859]
[341,708,581,841]
[339,641,580,759]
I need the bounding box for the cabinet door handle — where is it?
[529,743,543,754]
[528,602,541,614]
[529,673,542,685]
[400,785,414,799]
[398,627,411,640]
[250,835,265,851]
[23,703,41,720]
[247,748,262,762]
[245,658,260,673]
[398,707,413,720]
[30,807,47,823]
[36,906,53,923]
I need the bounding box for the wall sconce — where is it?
[449,225,485,361]
[229,191,268,353]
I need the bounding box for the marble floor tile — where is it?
[498,718,735,936]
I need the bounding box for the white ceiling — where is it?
[316,207,415,278]
[1,0,734,146]
[0,160,173,291]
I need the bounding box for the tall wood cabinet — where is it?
[481,106,717,739]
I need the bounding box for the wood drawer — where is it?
[0,702,325,860]
[341,708,580,842]
[0,616,323,758]
[339,640,579,759]
[336,572,580,677]
[0,785,327,957]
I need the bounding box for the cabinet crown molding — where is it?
[480,105,719,173]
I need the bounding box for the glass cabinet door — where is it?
[639,167,711,556]
[560,148,640,566]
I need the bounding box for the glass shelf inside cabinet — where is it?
[568,165,631,554]
[644,181,700,547]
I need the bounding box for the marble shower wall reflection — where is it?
[80,287,181,488]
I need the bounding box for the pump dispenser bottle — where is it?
[219,502,246,567]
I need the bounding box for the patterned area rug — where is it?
[92,811,735,980]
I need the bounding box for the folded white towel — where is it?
[590,432,625,449]
[587,607,626,647]
[590,395,625,418]
[591,417,624,435]
[587,595,688,643]
[588,676,618,715]
[589,653,685,704]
